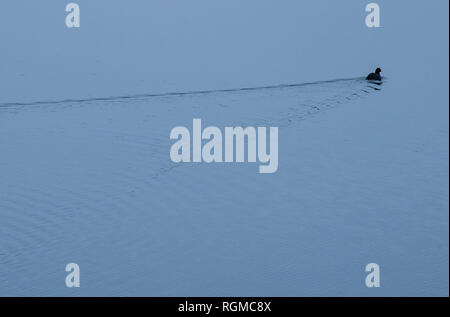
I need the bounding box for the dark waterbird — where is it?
[366,68,382,81]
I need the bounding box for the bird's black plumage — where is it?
[366,68,382,81]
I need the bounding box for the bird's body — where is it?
[366,72,382,81]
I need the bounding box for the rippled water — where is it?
[0,78,381,296]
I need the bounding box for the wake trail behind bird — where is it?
[0,77,368,109]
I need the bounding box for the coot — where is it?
[366,68,382,81]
